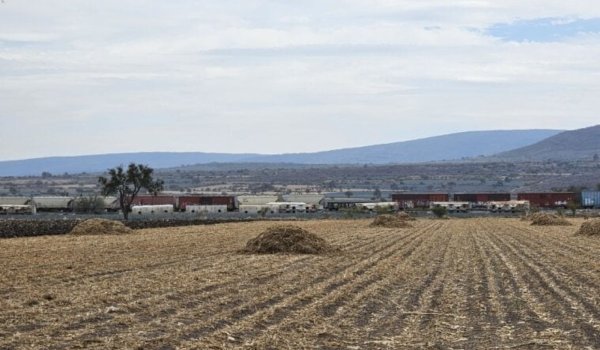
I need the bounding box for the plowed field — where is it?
[1,219,599,349]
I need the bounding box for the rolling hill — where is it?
[247,129,562,164]
[0,153,259,177]
[491,125,600,161]
[0,129,562,176]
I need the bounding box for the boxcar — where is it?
[453,193,511,203]
[178,195,236,211]
[517,192,576,208]
[392,193,449,209]
[581,191,600,209]
[131,195,178,207]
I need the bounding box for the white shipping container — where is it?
[239,204,279,215]
[356,202,398,211]
[0,204,36,214]
[131,205,174,215]
[32,196,74,210]
[266,202,307,213]
[186,205,227,214]
[431,201,471,212]
[0,197,31,206]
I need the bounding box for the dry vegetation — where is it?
[370,214,413,228]
[1,218,600,349]
[576,219,600,236]
[69,218,132,236]
[243,224,335,254]
[528,212,573,226]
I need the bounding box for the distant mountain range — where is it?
[491,125,600,161]
[0,128,590,176]
[247,129,562,164]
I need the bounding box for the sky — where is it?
[1,1,600,161]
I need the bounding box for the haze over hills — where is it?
[491,125,600,161]
[246,130,562,164]
[0,129,563,176]
[0,153,260,177]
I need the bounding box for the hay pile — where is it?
[244,225,334,254]
[529,212,572,226]
[70,218,132,235]
[575,219,600,236]
[396,212,416,221]
[370,214,413,228]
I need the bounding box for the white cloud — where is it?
[0,1,599,160]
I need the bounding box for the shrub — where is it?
[431,206,447,218]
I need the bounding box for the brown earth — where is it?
[1,219,599,349]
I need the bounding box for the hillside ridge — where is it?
[0,129,563,176]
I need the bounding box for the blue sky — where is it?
[1,1,600,160]
[487,17,600,42]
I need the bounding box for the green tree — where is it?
[431,206,447,219]
[98,163,164,220]
[73,195,105,214]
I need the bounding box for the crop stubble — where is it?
[0,219,599,349]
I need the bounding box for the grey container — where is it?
[581,191,600,208]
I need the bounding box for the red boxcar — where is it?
[178,195,236,211]
[131,195,178,207]
[517,192,576,208]
[392,193,449,209]
[454,193,511,202]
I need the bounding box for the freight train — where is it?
[1,191,599,215]
[391,192,586,210]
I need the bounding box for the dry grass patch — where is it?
[370,214,413,228]
[70,218,133,235]
[575,219,600,236]
[243,224,335,254]
[529,212,572,226]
